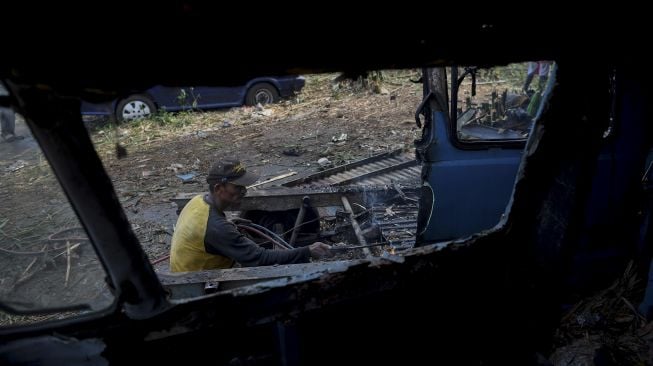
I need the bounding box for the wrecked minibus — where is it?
[1,19,652,365]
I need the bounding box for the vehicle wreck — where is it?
[1,20,652,365]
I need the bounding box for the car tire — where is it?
[115,94,157,122]
[245,83,279,106]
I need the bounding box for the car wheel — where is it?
[115,94,157,122]
[245,83,280,106]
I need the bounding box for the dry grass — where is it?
[0,310,84,327]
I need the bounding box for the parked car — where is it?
[80,75,305,122]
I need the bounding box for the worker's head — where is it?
[206,160,258,205]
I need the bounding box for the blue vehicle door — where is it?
[416,64,553,242]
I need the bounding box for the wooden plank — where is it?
[247,171,297,189]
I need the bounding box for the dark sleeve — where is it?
[204,213,311,267]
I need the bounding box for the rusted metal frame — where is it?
[376,220,419,227]
[379,223,417,231]
[281,149,405,187]
[392,183,419,202]
[372,208,419,215]
[391,239,417,246]
[340,196,372,257]
[332,160,418,186]
[172,186,420,212]
[158,260,360,286]
[330,242,391,251]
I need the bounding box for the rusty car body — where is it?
[1,9,651,365]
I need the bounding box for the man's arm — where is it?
[205,218,311,267]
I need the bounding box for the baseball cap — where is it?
[206,160,258,187]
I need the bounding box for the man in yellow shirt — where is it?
[170,160,331,272]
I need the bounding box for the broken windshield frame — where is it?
[449,62,556,150]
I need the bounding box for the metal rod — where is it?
[376,220,418,226]
[392,183,419,202]
[377,225,418,231]
[340,196,372,257]
[289,196,309,247]
[330,241,392,252]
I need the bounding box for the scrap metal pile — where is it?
[172,149,421,258]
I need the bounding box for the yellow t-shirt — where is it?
[169,195,234,272]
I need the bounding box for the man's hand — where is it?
[308,242,332,259]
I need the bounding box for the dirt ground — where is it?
[0,71,423,321]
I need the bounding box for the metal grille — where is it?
[283,150,420,188]
[371,202,419,249]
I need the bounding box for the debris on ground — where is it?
[4,160,27,172]
[549,262,653,366]
[317,157,331,168]
[176,172,197,183]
